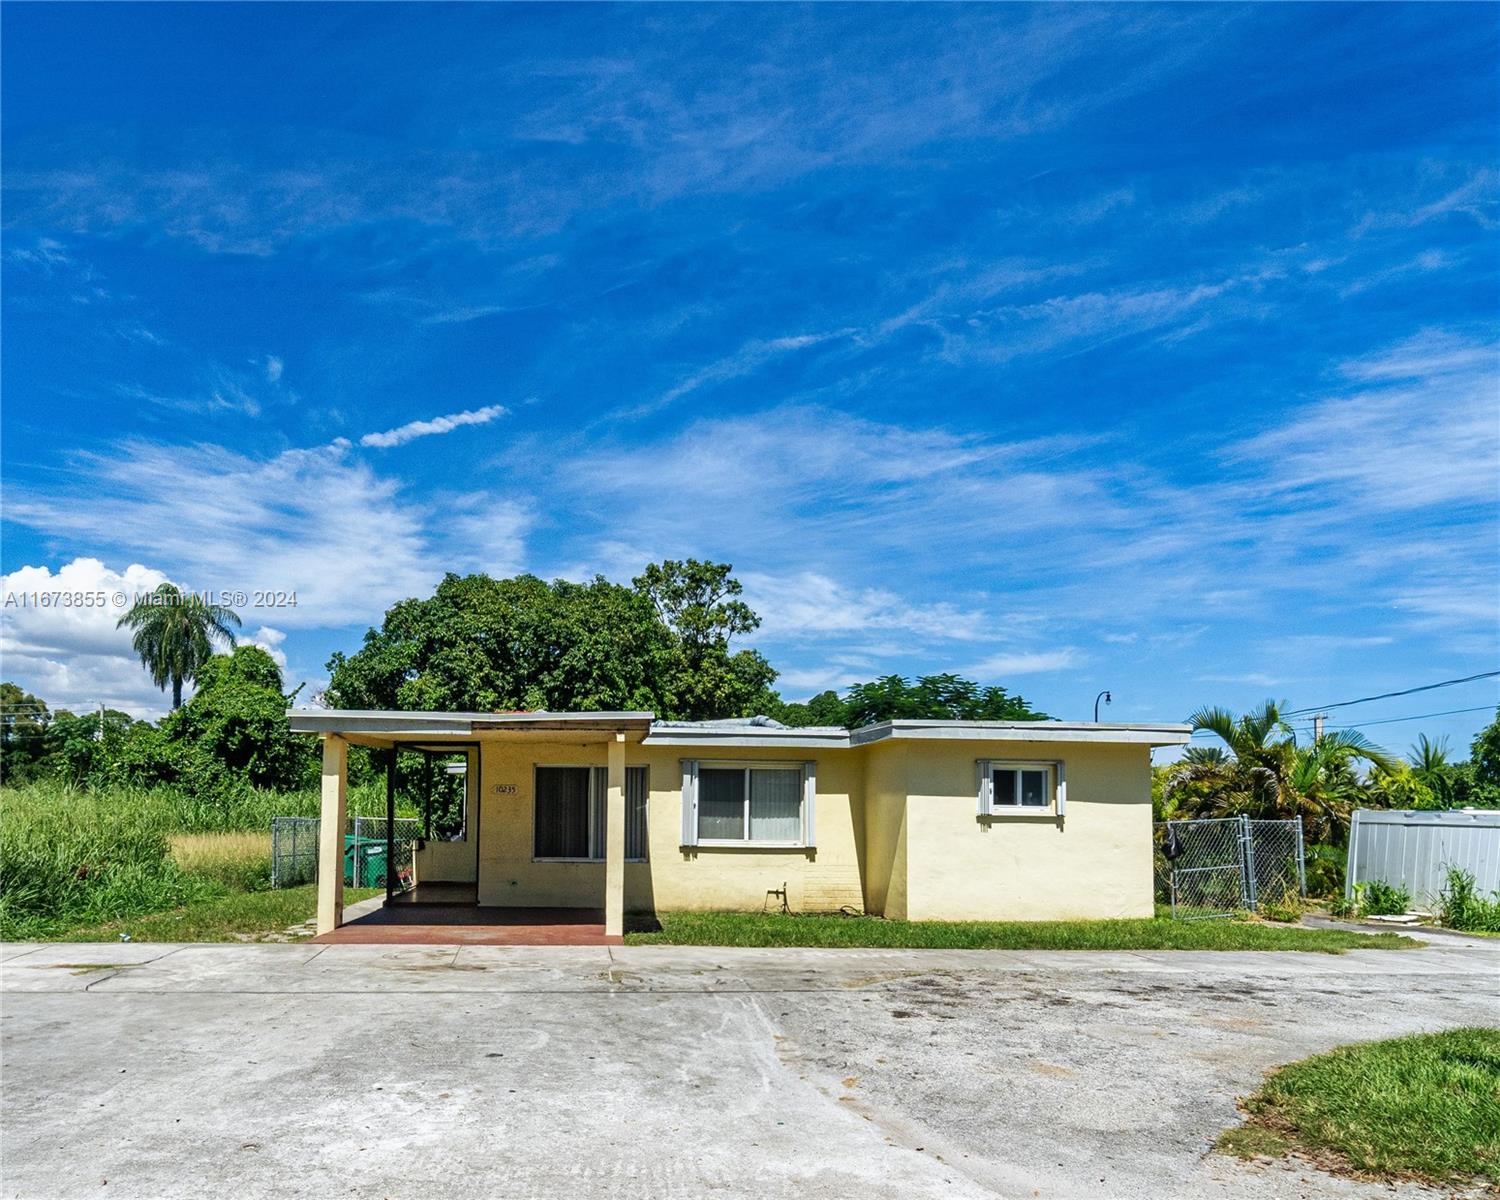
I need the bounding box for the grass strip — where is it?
[1219,1028,1500,1186]
[51,886,381,943]
[624,911,1417,951]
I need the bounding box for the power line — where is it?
[1284,671,1500,716]
[1317,705,1497,732]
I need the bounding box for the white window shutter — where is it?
[976,759,992,816]
[680,759,699,847]
[1055,760,1067,816]
[802,761,817,847]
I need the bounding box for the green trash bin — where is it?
[343,835,390,888]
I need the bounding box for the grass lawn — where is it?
[623,911,1418,952]
[1219,1028,1500,1186]
[52,886,381,943]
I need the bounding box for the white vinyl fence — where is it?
[1346,808,1500,908]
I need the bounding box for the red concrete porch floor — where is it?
[311,902,622,946]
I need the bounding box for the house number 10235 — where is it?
[492,783,518,795]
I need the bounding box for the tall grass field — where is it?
[0,779,328,939]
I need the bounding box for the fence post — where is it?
[1344,809,1361,907]
[1294,818,1307,898]
[1239,815,1259,910]
[271,818,279,889]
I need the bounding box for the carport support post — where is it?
[316,735,348,936]
[605,733,625,937]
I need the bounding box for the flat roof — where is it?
[288,709,1191,749]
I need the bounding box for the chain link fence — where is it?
[270,815,419,891]
[1154,816,1306,919]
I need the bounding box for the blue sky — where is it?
[2,4,1497,754]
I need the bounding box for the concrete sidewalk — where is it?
[3,938,1496,1199]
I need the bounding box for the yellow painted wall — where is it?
[861,742,908,919]
[474,739,865,913]
[900,740,1154,921]
[471,735,1153,919]
[413,840,477,884]
[412,759,478,883]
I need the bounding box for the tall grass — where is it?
[1,785,201,938]
[170,831,273,892]
[1,776,414,938]
[0,779,323,938]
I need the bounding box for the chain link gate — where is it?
[1154,816,1306,919]
[270,816,320,888]
[270,815,419,891]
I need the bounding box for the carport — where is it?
[288,710,655,940]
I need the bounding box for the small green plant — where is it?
[1359,879,1412,917]
[1259,889,1304,923]
[1326,886,1360,919]
[1438,868,1500,933]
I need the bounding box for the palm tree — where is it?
[1408,733,1453,805]
[1290,729,1394,841]
[1169,700,1392,843]
[1409,733,1451,774]
[116,584,241,709]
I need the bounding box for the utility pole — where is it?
[97,702,105,742]
[1312,713,1326,742]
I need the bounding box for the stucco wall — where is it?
[475,740,865,913]
[861,742,908,919]
[412,761,478,883]
[413,840,478,884]
[900,739,1154,921]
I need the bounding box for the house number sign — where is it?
[492,783,518,795]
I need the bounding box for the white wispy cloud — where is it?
[617,332,854,421]
[741,571,992,643]
[0,558,172,715]
[3,441,440,630]
[264,355,284,383]
[964,649,1082,677]
[360,404,508,449]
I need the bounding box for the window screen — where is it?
[749,768,803,841]
[534,767,591,858]
[697,768,746,840]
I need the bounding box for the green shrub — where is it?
[1304,844,1345,898]
[1438,868,1500,933]
[1360,879,1412,916]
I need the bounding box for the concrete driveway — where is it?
[3,935,1496,1200]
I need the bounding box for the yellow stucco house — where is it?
[289,709,1190,937]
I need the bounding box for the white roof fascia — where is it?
[286,709,654,736]
[849,720,1192,747]
[642,727,852,749]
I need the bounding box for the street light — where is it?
[1094,690,1112,722]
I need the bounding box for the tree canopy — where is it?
[1158,702,1500,843]
[325,565,776,721]
[766,673,1047,729]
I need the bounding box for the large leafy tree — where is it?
[633,560,776,720]
[768,673,1047,730]
[843,673,1046,728]
[0,683,53,783]
[117,584,241,709]
[1469,708,1500,798]
[165,645,312,790]
[327,564,774,720]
